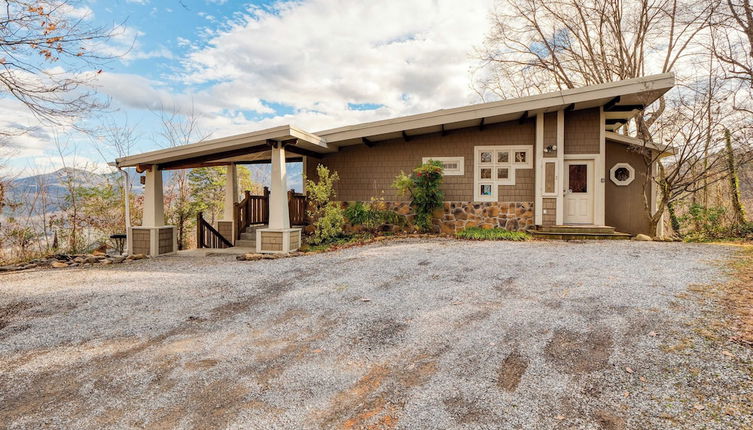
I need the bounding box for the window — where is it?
[474,145,533,201]
[422,157,464,176]
[569,164,588,192]
[609,162,635,186]
[544,161,557,195]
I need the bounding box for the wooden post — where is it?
[263,186,270,224]
[197,212,203,248]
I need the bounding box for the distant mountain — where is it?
[4,168,128,216]
[11,168,110,197]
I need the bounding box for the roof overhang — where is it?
[115,125,334,170]
[316,73,675,146]
[605,131,675,156]
[115,74,674,169]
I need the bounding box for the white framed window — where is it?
[474,145,532,201]
[610,162,635,186]
[543,160,558,197]
[422,157,464,176]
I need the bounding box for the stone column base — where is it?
[256,228,302,254]
[128,226,177,256]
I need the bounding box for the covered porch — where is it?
[114,126,336,255]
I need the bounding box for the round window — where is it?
[610,163,635,186]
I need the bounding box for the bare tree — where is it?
[713,0,753,88]
[0,0,119,132]
[477,0,717,125]
[636,82,753,235]
[154,103,211,249]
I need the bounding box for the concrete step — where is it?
[245,224,267,233]
[530,230,632,241]
[235,239,257,248]
[538,225,616,234]
[240,232,256,240]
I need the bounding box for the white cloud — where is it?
[87,24,173,63]
[167,0,495,135]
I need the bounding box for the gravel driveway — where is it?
[0,239,750,429]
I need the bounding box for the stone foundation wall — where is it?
[337,201,534,234]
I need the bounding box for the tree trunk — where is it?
[725,129,747,227]
[667,200,681,236]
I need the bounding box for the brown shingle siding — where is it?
[311,120,536,202]
[564,108,600,154]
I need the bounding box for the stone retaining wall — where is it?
[337,201,534,234]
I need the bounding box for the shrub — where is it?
[455,227,530,241]
[305,165,345,245]
[343,199,404,232]
[679,204,728,241]
[392,160,444,231]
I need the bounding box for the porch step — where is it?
[530,231,632,241]
[240,232,256,240]
[245,224,266,234]
[537,225,616,234]
[529,225,631,241]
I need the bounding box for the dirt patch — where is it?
[273,308,311,325]
[443,395,494,424]
[0,301,34,330]
[497,349,528,392]
[316,351,441,429]
[184,359,219,371]
[353,318,408,347]
[718,246,753,345]
[593,409,626,430]
[544,329,613,374]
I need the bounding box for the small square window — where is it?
[497,151,509,163]
[515,151,527,163]
[480,184,493,196]
[480,168,492,179]
[497,168,509,179]
[480,151,492,163]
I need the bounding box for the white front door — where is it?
[564,160,594,224]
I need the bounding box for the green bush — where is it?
[343,200,404,232]
[455,227,530,241]
[679,204,728,241]
[305,165,345,245]
[392,160,444,231]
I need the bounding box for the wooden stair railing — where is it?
[197,212,233,249]
[288,189,307,226]
[232,187,309,241]
[234,187,270,240]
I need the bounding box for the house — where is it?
[114,73,674,255]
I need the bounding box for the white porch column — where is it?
[534,113,544,226]
[130,164,175,257]
[556,110,565,226]
[223,163,238,221]
[269,143,290,229]
[257,141,300,254]
[142,165,164,227]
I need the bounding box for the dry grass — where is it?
[719,245,753,346]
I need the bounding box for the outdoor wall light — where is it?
[545,145,557,153]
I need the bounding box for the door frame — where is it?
[563,153,604,226]
[563,159,595,224]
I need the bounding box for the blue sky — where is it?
[2,0,496,178]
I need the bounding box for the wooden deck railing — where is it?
[234,187,270,240]
[197,212,233,249]
[288,189,307,226]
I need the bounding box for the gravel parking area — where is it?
[1,239,751,429]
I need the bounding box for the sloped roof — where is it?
[115,73,674,169]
